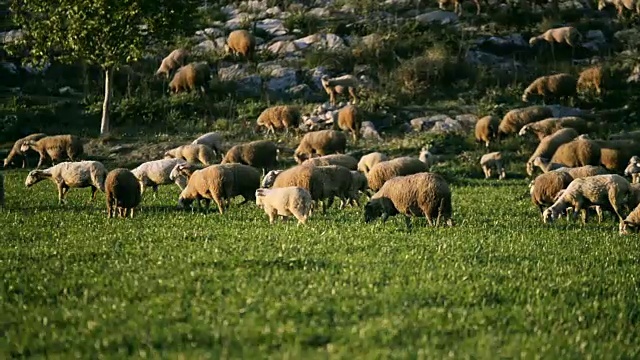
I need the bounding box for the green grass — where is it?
[1,169,639,358]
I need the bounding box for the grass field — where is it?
[1,169,640,358]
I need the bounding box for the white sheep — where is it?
[24,161,107,204]
[255,187,313,225]
[480,152,506,180]
[131,158,188,197]
[624,155,640,184]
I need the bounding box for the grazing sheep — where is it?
[550,138,602,168]
[348,170,369,206]
[24,161,107,204]
[105,168,142,219]
[225,29,256,60]
[169,62,211,94]
[256,105,300,134]
[521,73,578,104]
[543,174,630,224]
[475,115,500,147]
[366,157,430,192]
[364,172,453,228]
[594,140,640,173]
[221,140,278,174]
[3,133,46,168]
[518,117,588,140]
[526,128,578,176]
[529,27,582,60]
[313,164,354,210]
[620,203,640,234]
[164,144,216,166]
[155,48,188,78]
[321,74,360,106]
[531,157,567,173]
[357,152,389,174]
[294,130,347,163]
[335,105,361,142]
[131,158,188,197]
[438,0,481,15]
[577,65,608,96]
[530,171,574,215]
[498,106,553,138]
[255,187,313,225]
[609,130,640,142]
[480,152,506,180]
[303,154,358,170]
[272,164,329,213]
[624,156,640,183]
[169,162,204,183]
[20,135,84,169]
[261,169,284,188]
[192,132,223,156]
[555,165,609,179]
[598,0,640,16]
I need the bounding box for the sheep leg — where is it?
[474,0,481,15]
[580,208,588,224]
[130,208,135,219]
[348,87,357,105]
[404,215,413,230]
[595,206,603,223]
[213,195,225,215]
[329,91,336,106]
[90,186,97,202]
[58,183,69,204]
[36,153,45,169]
[152,185,158,199]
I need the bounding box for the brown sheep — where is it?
[530,171,574,214]
[20,135,84,169]
[497,106,553,138]
[272,164,329,214]
[529,27,582,60]
[521,73,578,104]
[226,29,256,60]
[550,138,602,168]
[518,117,588,140]
[595,140,640,173]
[256,105,300,134]
[321,75,360,106]
[366,157,430,192]
[105,168,142,219]
[577,65,608,97]
[526,127,578,176]
[164,144,216,166]
[169,62,211,94]
[221,140,279,174]
[475,115,499,147]
[294,130,347,163]
[3,133,46,168]
[302,154,358,170]
[155,48,189,79]
[335,105,361,142]
[598,0,640,16]
[312,164,354,210]
[357,152,389,174]
[620,203,640,235]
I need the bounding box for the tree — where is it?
[10,0,200,135]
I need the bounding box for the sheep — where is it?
[531,157,568,173]
[550,138,602,168]
[272,164,329,214]
[261,169,284,188]
[577,65,608,97]
[3,133,46,168]
[303,154,358,170]
[294,130,347,163]
[221,140,278,174]
[526,128,578,176]
[357,152,389,175]
[529,27,582,60]
[521,73,578,104]
[624,156,640,183]
[366,157,430,192]
[334,105,361,142]
[255,187,313,225]
[418,146,438,171]
[321,74,360,106]
[594,140,640,173]
[438,0,481,15]
[348,170,369,206]
[225,29,256,60]
[312,164,353,210]
[555,165,609,179]
[497,106,553,138]
[480,152,506,180]
[164,144,216,166]
[131,158,188,197]
[620,203,640,235]
[192,132,223,156]
[475,115,500,147]
[20,135,84,169]
[105,168,142,219]
[598,0,640,16]
[169,162,204,183]
[530,171,574,215]
[518,117,588,140]
[256,105,300,134]
[169,62,210,94]
[364,172,453,229]
[542,174,630,224]
[155,48,188,78]
[609,130,640,142]
[24,161,107,204]
[178,163,261,214]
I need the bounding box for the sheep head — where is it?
[3,158,10,168]
[364,197,396,223]
[25,170,45,187]
[20,140,35,152]
[619,219,639,235]
[597,0,607,10]
[542,207,561,224]
[528,37,539,47]
[518,125,531,136]
[261,170,283,188]
[625,162,640,178]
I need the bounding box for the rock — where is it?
[456,114,479,127]
[293,33,346,51]
[582,30,607,52]
[429,118,463,134]
[286,84,312,99]
[614,29,640,48]
[267,40,298,55]
[195,27,225,40]
[309,66,330,90]
[242,0,268,12]
[415,11,458,25]
[266,6,282,16]
[237,75,263,97]
[256,18,288,36]
[218,64,250,81]
[194,40,218,53]
[264,66,298,92]
[410,117,430,131]
[361,121,383,141]
[225,13,255,30]
[0,29,24,44]
[59,86,80,96]
[0,62,18,75]
[307,7,331,17]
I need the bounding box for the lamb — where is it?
[475,115,500,147]
[178,163,261,214]
[594,140,640,173]
[105,168,142,219]
[302,154,358,170]
[348,170,369,206]
[334,105,361,142]
[550,138,602,168]
[438,0,481,15]
[256,105,300,134]
[480,152,506,180]
[169,62,210,94]
[518,117,588,140]
[598,0,640,16]
[261,169,284,188]
[155,48,188,78]
[3,133,46,168]
[131,158,188,197]
[293,130,347,163]
[164,144,216,166]
[624,156,640,183]
[272,165,329,213]
[529,27,582,60]
[526,128,578,176]
[620,203,640,234]
[366,156,430,192]
[20,134,84,169]
[530,171,573,215]
[357,152,389,175]
[577,65,607,96]
[321,75,360,106]
[364,172,453,229]
[24,160,107,204]
[542,174,630,224]
[192,132,223,156]
[418,146,438,171]
[225,29,256,60]
[521,73,578,104]
[255,187,313,225]
[221,140,278,174]
[497,105,553,138]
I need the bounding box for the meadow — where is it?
[2,168,640,358]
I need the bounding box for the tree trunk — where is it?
[100,68,114,135]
